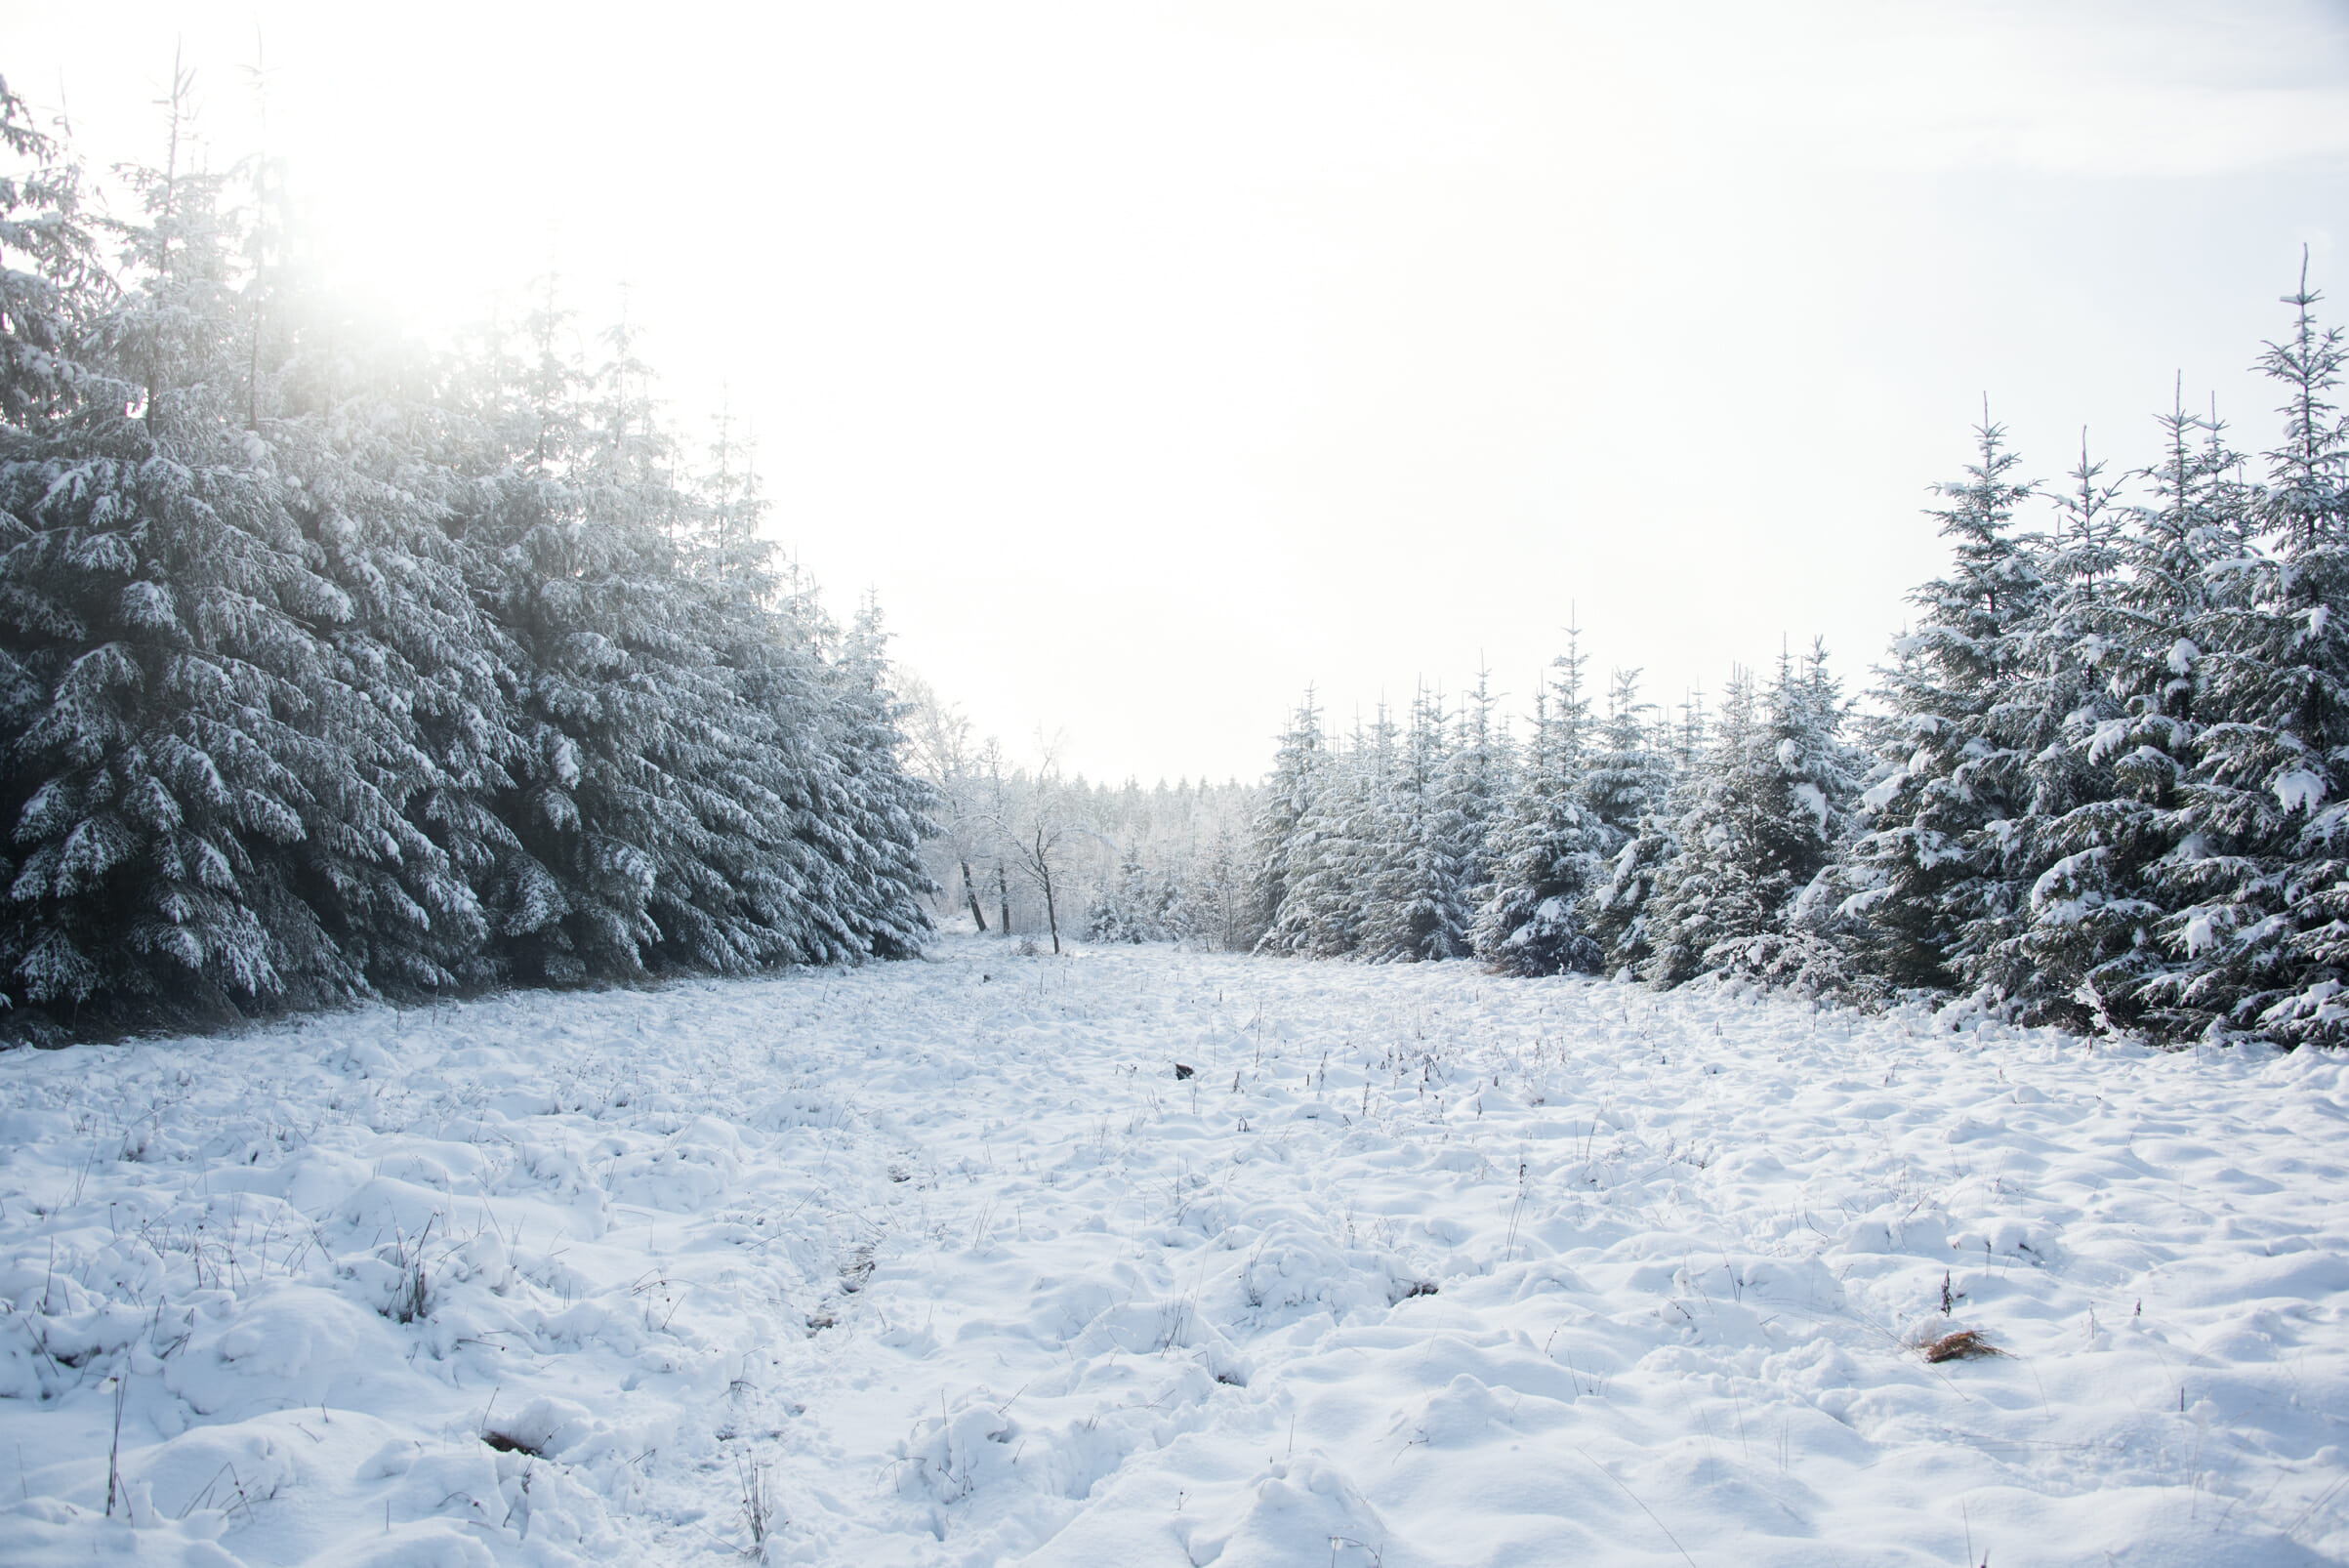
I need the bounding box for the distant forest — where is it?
[0,74,936,1040]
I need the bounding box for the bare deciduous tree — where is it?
[989,732,1103,956]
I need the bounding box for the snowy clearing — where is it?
[3,938,2346,1566]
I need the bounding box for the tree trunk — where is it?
[960,860,987,931]
[1035,828,1061,954]
[996,860,1011,935]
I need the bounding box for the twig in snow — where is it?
[1575,1447,1698,1568]
[103,1367,128,1518]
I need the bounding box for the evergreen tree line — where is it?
[1242,648,1857,981]
[0,76,936,1039]
[1247,274,2349,1048]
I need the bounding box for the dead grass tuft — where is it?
[1921,1329,2006,1364]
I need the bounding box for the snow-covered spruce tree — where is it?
[680,420,940,965]
[1247,693,1324,953]
[1474,633,1606,974]
[1585,667,1670,845]
[2076,397,2260,1034]
[670,429,839,966]
[250,278,516,999]
[1359,686,1471,962]
[1780,644,1870,937]
[195,121,604,1005]
[1842,420,2049,994]
[1589,817,1674,978]
[1270,710,1393,959]
[572,308,795,976]
[2133,271,2349,1043]
[6,86,524,1017]
[452,288,683,981]
[0,98,418,1023]
[0,73,105,1023]
[1581,668,1675,972]
[454,291,863,980]
[1644,648,1861,991]
[801,596,938,962]
[1640,668,1764,987]
[1443,664,1512,917]
[1998,414,2234,1029]
[1961,437,2136,1020]
[1724,647,1866,988]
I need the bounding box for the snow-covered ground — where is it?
[3,937,2345,1566]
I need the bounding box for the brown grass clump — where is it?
[1921,1329,2007,1364]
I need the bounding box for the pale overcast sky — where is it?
[8,2,2349,782]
